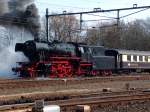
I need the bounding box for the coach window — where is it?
[122,55,127,62]
[139,56,143,62]
[127,55,131,62]
[145,56,148,62]
[133,55,137,62]
[148,56,150,62]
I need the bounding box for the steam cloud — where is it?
[0,0,40,37]
[0,0,40,78]
[0,44,29,79]
[0,26,33,79]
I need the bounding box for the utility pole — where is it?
[46,8,49,42]
[80,14,83,32]
[117,9,120,27]
[117,9,121,48]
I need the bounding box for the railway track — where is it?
[0,89,148,107]
[1,90,150,112]
[0,74,150,111]
[0,74,150,90]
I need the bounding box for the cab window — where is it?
[79,47,84,54]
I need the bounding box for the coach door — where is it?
[119,54,123,69]
[117,54,123,69]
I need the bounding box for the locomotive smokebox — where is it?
[15,43,25,52]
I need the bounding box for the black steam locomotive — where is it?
[12,40,150,78]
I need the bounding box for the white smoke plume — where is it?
[0,26,33,79]
[0,0,41,79]
[0,45,28,79]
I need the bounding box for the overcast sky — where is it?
[35,0,150,26]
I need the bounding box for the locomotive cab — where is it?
[78,45,92,62]
[77,45,115,76]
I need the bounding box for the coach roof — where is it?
[106,49,150,56]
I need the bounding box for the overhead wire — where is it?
[36,1,92,10]
[0,1,149,26]
[120,8,150,19]
[86,13,116,19]
[0,8,148,26]
[54,0,101,4]
[83,18,114,22]
[36,0,101,7]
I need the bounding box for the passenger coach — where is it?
[105,49,150,73]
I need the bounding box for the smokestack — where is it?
[0,0,40,38]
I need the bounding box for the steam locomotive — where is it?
[12,40,150,78]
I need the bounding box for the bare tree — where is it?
[48,15,80,42]
[85,22,121,48]
[121,19,150,51]
[85,19,150,51]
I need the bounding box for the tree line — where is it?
[42,15,150,51]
